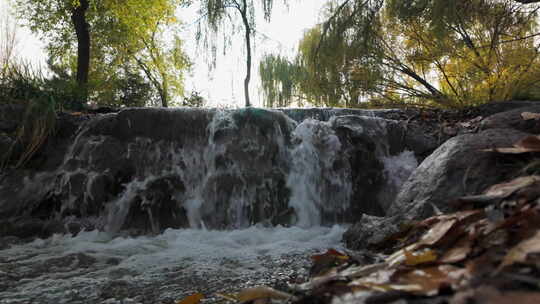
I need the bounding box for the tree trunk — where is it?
[71,0,90,109]
[240,0,252,107]
[161,78,169,108]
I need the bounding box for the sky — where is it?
[2,0,327,107]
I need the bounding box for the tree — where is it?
[198,0,279,107]
[14,0,190,108]
[13,0,91,109]
[71,0,90,106]
[259,54,303,107]
[261,0,540,108]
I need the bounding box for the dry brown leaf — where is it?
[521,112,540,121]
[176,293,204,304]
[451,286,540,304]
[500,230,540,269]
[418,219,457,246]
[236,287,293,302]
[340,262,387,279]
[484,176,540,198]
[404,249,438,266]
[394,265,466,296]
[310,248,350,276]
[517,135,540,150]
[349,268,396,291]
[483,136,540,153]
[439,237,472,264]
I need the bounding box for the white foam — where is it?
[287,119,351,227]
[2,225,345,272]
[0,226,345,302]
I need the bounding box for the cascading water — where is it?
[286,119,352,227]
[0,108,420,303]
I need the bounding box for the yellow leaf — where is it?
[404,249,438,266]
[236,287,293,302]
[176,293,204,304]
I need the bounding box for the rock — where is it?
[0,103,25,133]
[480,105,540,133]
[342,215,401,251]
[332,116,389,217]
[388,128,530,220]
[0,218,46,239]
[0,134,13,159]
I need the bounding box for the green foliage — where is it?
[261,0,540,109]
[0,62,58,168]
[259,54,303,107]
[14,0,191,108]
[0,61,77,111]
[182,91,206,107]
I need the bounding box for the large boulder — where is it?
[480,105,540,133]
[387,128,529,220]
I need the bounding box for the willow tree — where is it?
[198,0,279,107]
[259,54,304,107]
[262,0,540,108]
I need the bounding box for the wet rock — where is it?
[480,105,540,133]
[0,104,25,133]
[388,128,529,220]
[0,236,21,250]
[342,214,401,251]
[0,217,46,239]
[0,134,13,158]
[332,116,387,217]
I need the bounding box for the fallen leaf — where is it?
[404,249,438,266]
[439,237,472,264]
[340,262,387,279]
[394,265,465,296]
[310,248,349,276]
[418,218,457,246]
[521,112,540,120]
[176,293,204,304]
[483,136,540,153]
[349,268,397,294]
[311,249,349,262]
[484,176,540,198]
[386,244,420,268]
[500,230,540,269]
[236,287,293,302]
[451,286,540,304]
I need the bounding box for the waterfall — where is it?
[2,108,418,234]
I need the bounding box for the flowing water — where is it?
[0,226,345,304]
[0,109,418,303]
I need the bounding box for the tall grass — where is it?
[0,61,73,168]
